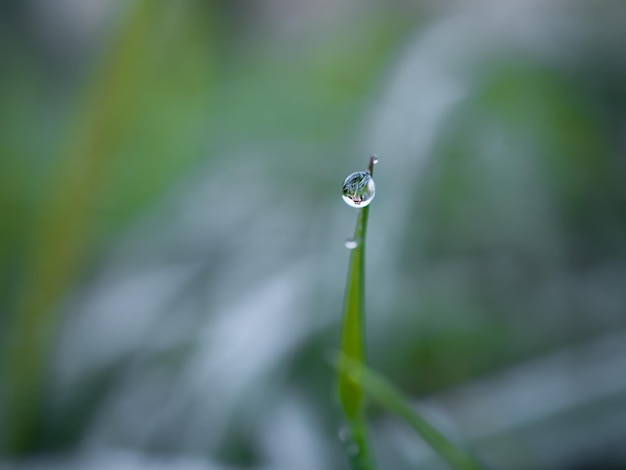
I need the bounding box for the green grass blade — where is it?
[335,354,487,470]
[340,417,375,470]
[337,200,370,419]
[337,157,376,470]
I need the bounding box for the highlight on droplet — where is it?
[344,238,359,250]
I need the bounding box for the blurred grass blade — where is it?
[3,3,157,453]
[337,157,376,470]
[336,354,486,470]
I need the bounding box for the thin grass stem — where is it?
[337,155,377,470]
[336,355,487,470]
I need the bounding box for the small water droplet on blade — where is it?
[344,238,358,250]
[346,443,360,456]
[341,171,375,208]
[372,155,379,164]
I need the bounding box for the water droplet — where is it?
[338,427,350,442]
[344,238,358,250]
[346,443,360,456]
[342,171,375,208]
[372,155,379,165]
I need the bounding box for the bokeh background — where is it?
[1,0,626,469]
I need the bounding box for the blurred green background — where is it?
[1,1,626,469]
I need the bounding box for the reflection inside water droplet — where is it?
[372,155,379,165]
[344,238,358,250]
[341,171,375,208]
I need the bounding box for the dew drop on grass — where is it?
[342,171,375,208]
[372,155,379,165]
[344,238,358,250]
[346,443,360,456]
